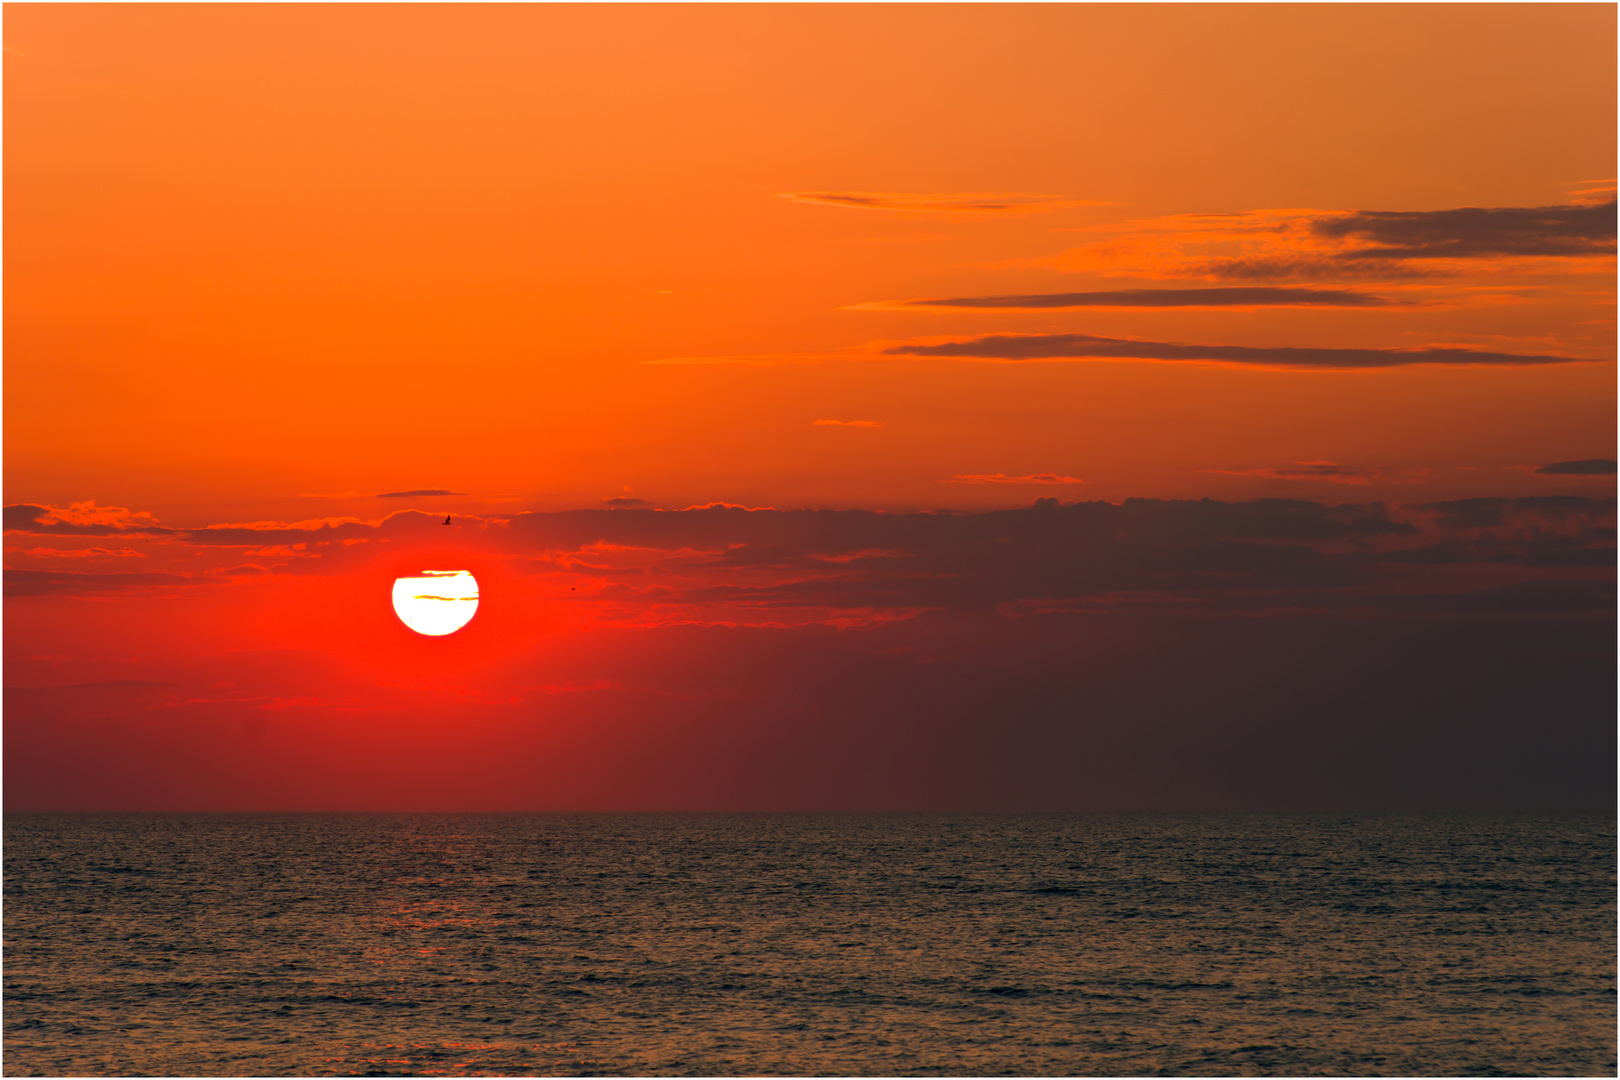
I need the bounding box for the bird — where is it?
[442,515,452,525]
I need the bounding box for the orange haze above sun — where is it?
[5,4,1614,522]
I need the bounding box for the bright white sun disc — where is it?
[392,570,479,636]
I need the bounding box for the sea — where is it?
[3,814,1614,1077]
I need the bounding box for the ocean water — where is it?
[3,814,1614,1077]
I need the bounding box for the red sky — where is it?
[5,5,1614,811]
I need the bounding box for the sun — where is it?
[392,570,479,636]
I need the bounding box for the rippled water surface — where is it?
[4,814,1614,1076]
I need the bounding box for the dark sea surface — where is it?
[3,814,1614,1077]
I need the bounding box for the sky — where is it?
[5,4,1615,811]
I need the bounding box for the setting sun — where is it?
[391,570,480,636]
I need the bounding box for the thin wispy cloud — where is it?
[778,191,1104,215]
[884,333,1597,369]
[860,287,1397,310]
[6,546,148,560]
[814,419,884,428]
[375,489,468,498]
[4,568,222,598]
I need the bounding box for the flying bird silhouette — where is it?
[442,515,452,525]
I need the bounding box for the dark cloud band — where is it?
[6,497,1612,620]
[376,489,467,498]
[1313,200,1617,259]
[1535,459,1618,476]
[883,333,1593,368]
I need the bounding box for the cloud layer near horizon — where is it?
[7,495,1612,620]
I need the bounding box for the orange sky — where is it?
[7,4,1615,519]
[5,5,1615,811]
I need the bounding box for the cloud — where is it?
[882,333,1595,368]
[498,497,1608,621]
[375,489,468,498]
[1570,180,1617,202]
[1313,201,1618,260]
[656,332,1601,371]
[499,497,1427,617]
[6,546,148,560]
[815,419,884,428]
[948,473,1084,485]
[3,501,176,537]
[871,287,1397,310]
[4,568,221,598]
[175,510,456,548]
[1199,461,1426,486]
[8,497,1610,626]
[1378,496,1616,571]
[604,497,649,508]
[1415,495,1616,532]
[1046,201,1616,281]
[1179,256,1433,282]
[778,191,1099,215]
[1535,459,1617,476]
